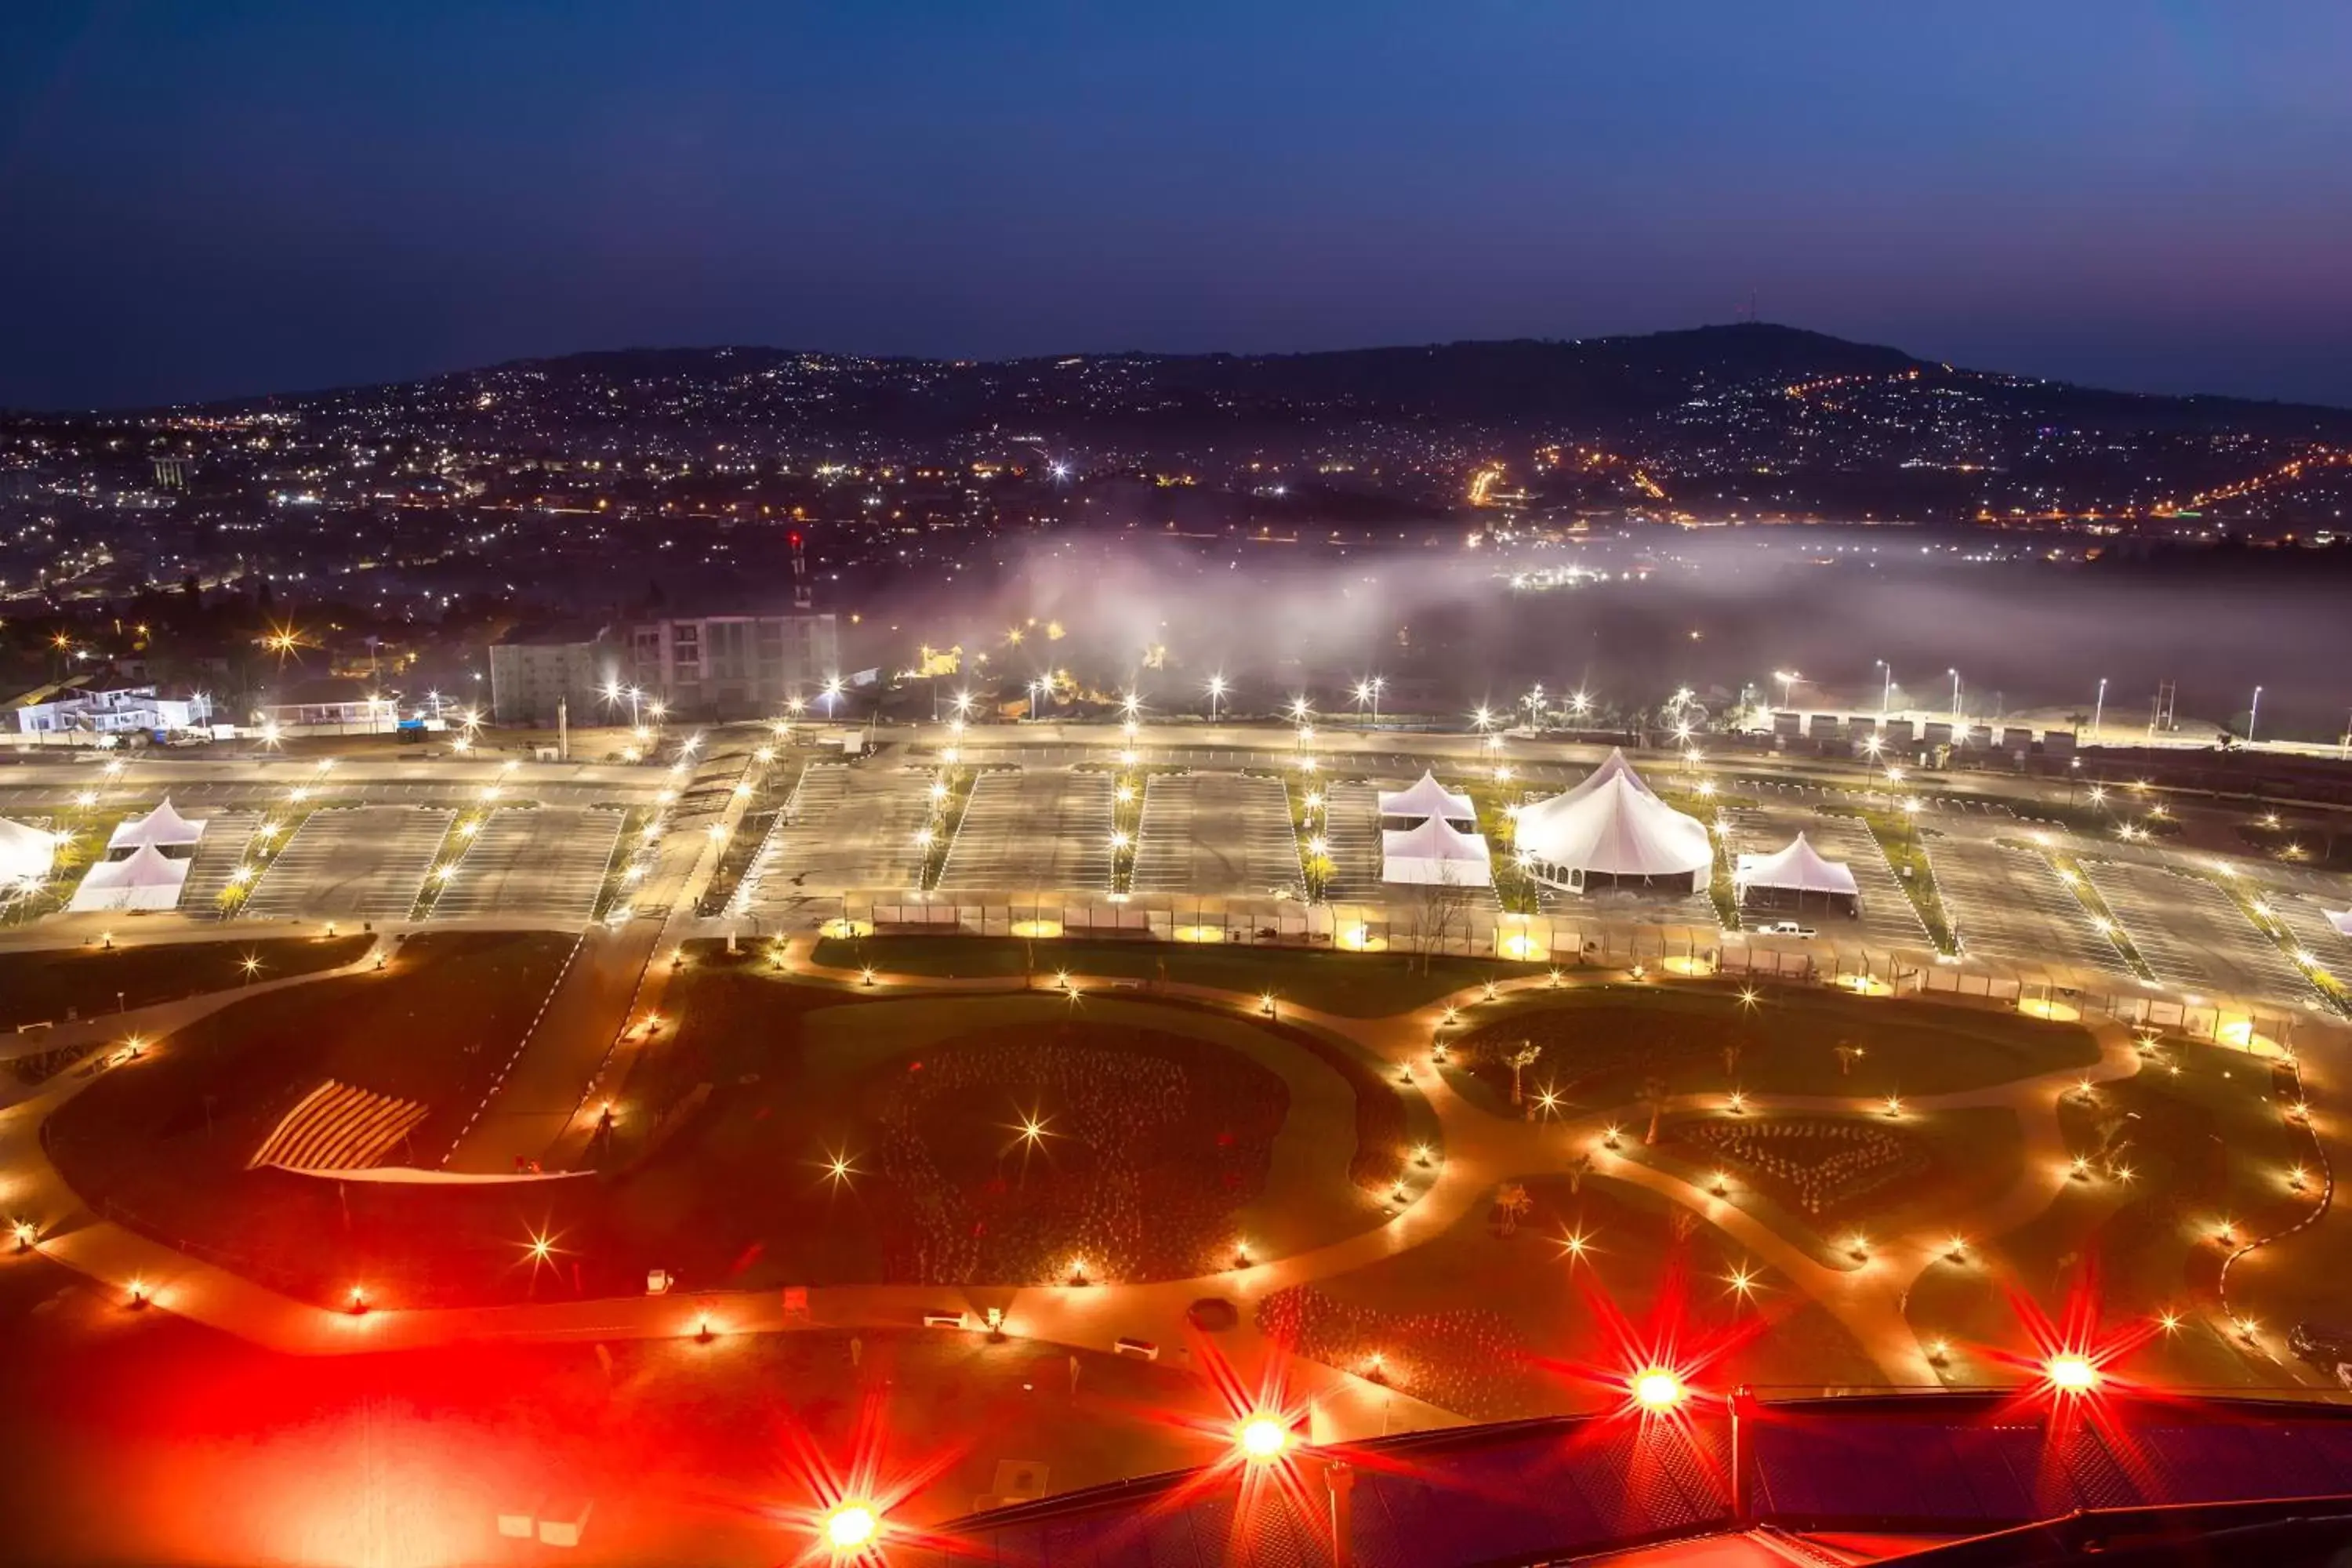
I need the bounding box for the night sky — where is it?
[5,2,2350,411]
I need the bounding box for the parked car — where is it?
[1754,920,1817,938]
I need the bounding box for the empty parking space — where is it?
[1319,781,1385,901]
[1131,772,1303,897]
[742,764,933,906]
[432,806,622,921]
[1929,835,2127,975]
[2083,859,2314,1003]
[175,808,260,912]
[2273,893,2352,970]
[241,806,452,920]
[938,769,1112,892]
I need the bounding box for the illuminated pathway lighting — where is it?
[1171,924,1225,944]
[1236,1414,1291,1462]
[2046,1352,2100,1394]
[824,1501,880,1553]
[1009,919,1062,938]
[1632,1367,1686,1411]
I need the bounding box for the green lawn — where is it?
[42,930,583,1308]
[1446,982,2100,1115]
[811,934,1508,1016]
[0,934,375,1030]
[615,971,1408,1291]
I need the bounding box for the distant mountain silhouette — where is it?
[212,321,2352,442]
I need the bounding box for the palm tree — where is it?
[1642,1074,1671,1145]
[1507,1041,1542,1106]
[1495,1182,1532,1236]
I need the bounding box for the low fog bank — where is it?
[859,529,2348,741]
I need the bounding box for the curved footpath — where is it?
[1,927,2319,1442]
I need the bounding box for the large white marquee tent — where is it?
[107,797,207,854]
[67,841,191,913]
[1513,754,1711,893]
[0,816,56,889]
[1377,771,1475,824]
[1381,814,1494,887]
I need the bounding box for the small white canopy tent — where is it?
[2327,909,2352,938]
[108,797,206,854]
[1377,770,1475,823]
[1735,833,1860,900]
[1381,815,1493,887]
[68,840,191,913]
[1514,771,1711,893]
[0,816,56,888]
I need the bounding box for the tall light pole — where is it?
[1773,670,1802,712]
[1370,677,1384,730]
[1947,669,1962,728]
[2248,684,2263,745]
[1207,673,1226,724]
[2091,677,2106,743]
[823,675,844,721]
[1875,660,1892,719]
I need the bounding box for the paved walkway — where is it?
[6,917,2321,1441]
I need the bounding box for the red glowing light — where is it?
[1236,1414,1290,1461]
[2046,1352,2099,1393]
[1631,1367,1686,1410]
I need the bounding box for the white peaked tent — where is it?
[1381,814,1493,887]
[1557,747,1660,806]
[2327,909,2352,938]
[1736,833,1860,902]
[68,840,190,912]
[0,816,56,887]
[1377,770,1475,823]
[108,797,207,853]
[1514,769,1711,892]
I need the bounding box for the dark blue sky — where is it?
[5,2,2350,410]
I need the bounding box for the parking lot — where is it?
[241,805,452,921]
[174,808,260,913]
[2274,893,2352,971]
[1928,834,2129,976]
[2083,858,2314,1003]
[1129,773,1302,897]
[432,806,622,921]
[741,763,933,906]
[1318,781,1385,901]
[938,768,1112,892]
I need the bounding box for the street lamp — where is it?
[2248,684,2263,745]
[2090,677,2107,744]
[1352,676,1384,729]
[1207,673,1226,724]
[1773,670,1803,713]
[1947,668,1962,728]
[822,675,844,720]
[1875,659,1892,718]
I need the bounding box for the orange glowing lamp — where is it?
[1236,1414,1291,1462]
